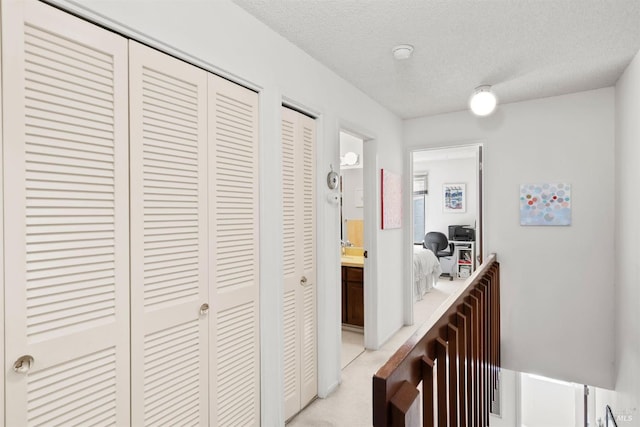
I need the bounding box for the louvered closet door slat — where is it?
[299,114,317,405]
[282,106,301,420]
[2,1,129,425]
[281,107,317,420]
[209,74,260,427]
[129,40,208,427]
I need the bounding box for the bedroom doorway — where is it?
[339,131,366,368]
[408,144,483,325]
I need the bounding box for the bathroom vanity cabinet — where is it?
[342,266,364,327]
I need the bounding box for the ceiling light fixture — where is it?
[392,44,414,60]
[469,85,498,116]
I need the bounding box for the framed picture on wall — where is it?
[519,183,571,226]
[443,183,466,213]
[381,169,402,229]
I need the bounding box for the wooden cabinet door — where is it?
[347,283,364,327]
[342,267,348,323]
[2,1,130,424]
[345,267,364,327]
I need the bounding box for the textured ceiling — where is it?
[232,0,640,119]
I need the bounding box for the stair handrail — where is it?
[372,253,500,426]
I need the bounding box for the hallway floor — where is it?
[287,278,463,427]
[341,330,365,369]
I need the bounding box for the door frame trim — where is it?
[404,141,485,325]
[0,14,5,421]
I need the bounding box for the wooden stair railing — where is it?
[373,254,500,427]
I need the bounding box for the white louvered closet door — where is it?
[128,41,209,426]
[0,7,5,424]
[208,74,260,426]
[2,1,130,425]
[282,107,317,420]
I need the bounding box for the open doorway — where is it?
[339,131,366,368]
[490,369,589,427]
[409,144,483,325]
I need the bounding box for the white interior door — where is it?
[2,0,130,425]
[298,112,317,407]
[282,106,317,420]
[282,107,301,418]
[208,73,261,426]
[129,40,209,426]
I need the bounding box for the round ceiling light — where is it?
[392,44,414,60]
[469,85,498,116]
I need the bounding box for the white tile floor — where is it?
[287,278,464,426]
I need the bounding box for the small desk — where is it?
[450,240,475,279]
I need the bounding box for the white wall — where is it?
[489,369,519,427]
[341,168,364,223]
[404,88,616,388]
[416,157,477,235]
[47,1,405,425]
[593,387,617,426]
[612,48,640,422]
[520,374,579,427]
[340,131,364,161]
[340,132,364,227]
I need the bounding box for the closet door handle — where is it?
[199,303,210,316]
[300,276,308,286]
[13,355,34,374]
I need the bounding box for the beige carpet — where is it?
[287,278,464,426]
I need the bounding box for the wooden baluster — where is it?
[478,283,488,425]
[484,276,495,412]
[468,294,480,426]
[463,303,474,427]
[456,312,468,427]
[493,277,498,403]
[492,267,498,401]
[484,279,492,409]
[448,324,459,427]
[496,267,500,392]
[480,286,489,426]
[474,286,486,426]
[496,264,501,369]
[485,280,492,421]
[483,282,490,422]
[436,337,448,427]
[422,357,435,427]
[390,381,420,427]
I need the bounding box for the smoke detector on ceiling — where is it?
[392,44,414,60]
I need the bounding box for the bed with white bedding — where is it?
[413,245,442,300]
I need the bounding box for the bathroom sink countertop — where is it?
[341,255,364,268]
[341,246,364,267]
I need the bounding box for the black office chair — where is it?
[424,231,455,281]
